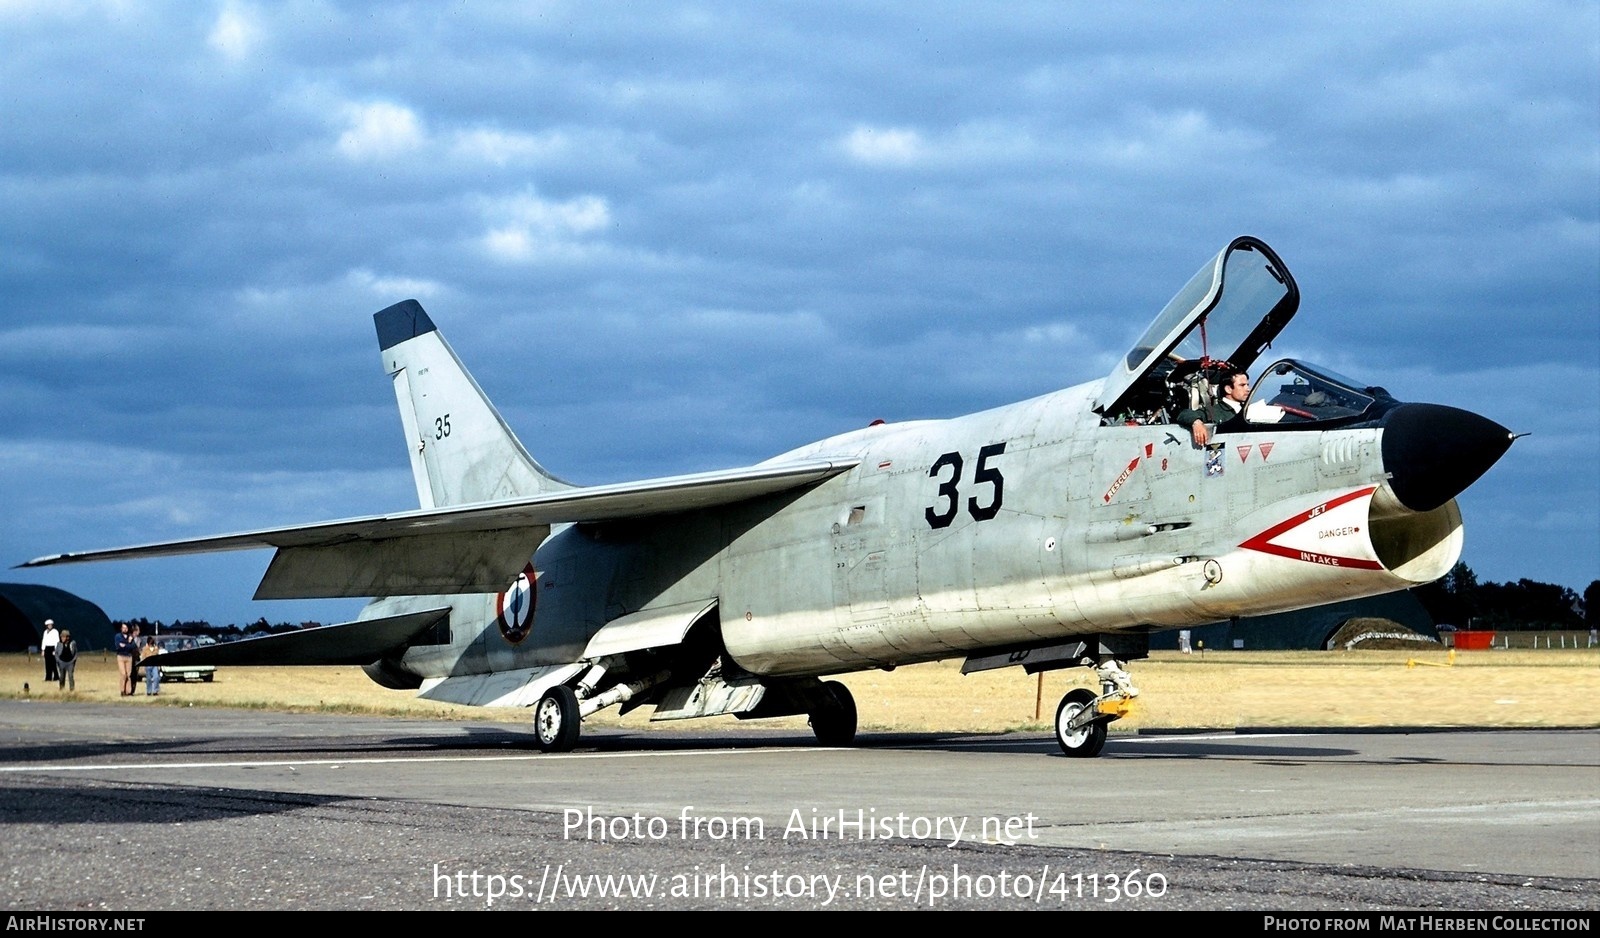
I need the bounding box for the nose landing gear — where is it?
[1053,658,1138,758]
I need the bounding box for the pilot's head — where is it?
[1219,369,1250,402]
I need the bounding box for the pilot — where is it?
[1178,368,1250,446]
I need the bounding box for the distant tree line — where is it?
[1413,564,1596,631]
[119,617,323,640]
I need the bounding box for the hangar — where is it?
[1147,591,1439,651]
[0,583,114,652]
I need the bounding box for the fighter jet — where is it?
[24,236,1515,757]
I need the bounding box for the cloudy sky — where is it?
[3,2,1596,627]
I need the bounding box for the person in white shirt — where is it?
[41,619,60,683]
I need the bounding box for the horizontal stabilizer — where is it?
[153,608,451,668]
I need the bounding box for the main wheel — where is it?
[1054,688,1107,758]
[534,685,581,753]
[809,681,857,747]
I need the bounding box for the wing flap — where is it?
[152,607,452,668]
[255,526,549,599]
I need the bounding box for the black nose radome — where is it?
[1381,403,1515,512]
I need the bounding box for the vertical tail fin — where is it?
[374,300,571,508]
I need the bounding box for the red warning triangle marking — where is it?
[1259,442,1274,461]
[1238,444,1253,463]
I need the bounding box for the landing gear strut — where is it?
[1053,658,1138,758]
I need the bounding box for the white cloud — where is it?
[449,127,567,166]
[337,101,425,161]
[842,125,926,166]
[1091,108,1268,169]
[346,269,444,300]
[208,2,259,60]
[478,190,612,263]
[329,108,601,170]
[840,122,1042,170]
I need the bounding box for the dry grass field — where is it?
[6,646,1597,736]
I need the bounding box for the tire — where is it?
[202,673,214,682]
[1054,688,1107,758]
[809,681,857,747]
[534,685,581,753]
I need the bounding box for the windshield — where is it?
[155,636,204,652]
[1246,360,1380,425]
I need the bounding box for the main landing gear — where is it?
[1053,659,1138,758]
[808,680,857,747]
[534,685,581,753]
[532,658,672,753]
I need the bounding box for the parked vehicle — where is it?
[145,634,217,682]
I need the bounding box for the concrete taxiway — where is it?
[1,701,1596,911]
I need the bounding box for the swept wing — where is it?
[21,458,858,598]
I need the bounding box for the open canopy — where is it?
[1095,236,1299,417]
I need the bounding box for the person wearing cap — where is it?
[41,619,60,683]
[55,629,78,691]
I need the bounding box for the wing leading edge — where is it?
[21,458,859,598]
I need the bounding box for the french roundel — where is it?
[496,563,537,644]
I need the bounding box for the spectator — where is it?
[55,630,78,691]
[41,619,60,683]
[141,637,163,696]
[114,623,136,697]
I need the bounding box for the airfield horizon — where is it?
[5,647,1596,736]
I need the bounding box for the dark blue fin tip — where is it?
[374,299,437,351]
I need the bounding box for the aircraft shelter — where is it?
[0,583,114,653]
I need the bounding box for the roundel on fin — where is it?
[496,563,537,644]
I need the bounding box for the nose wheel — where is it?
[1054,688,1108,757]
[1053,658,1137,758]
